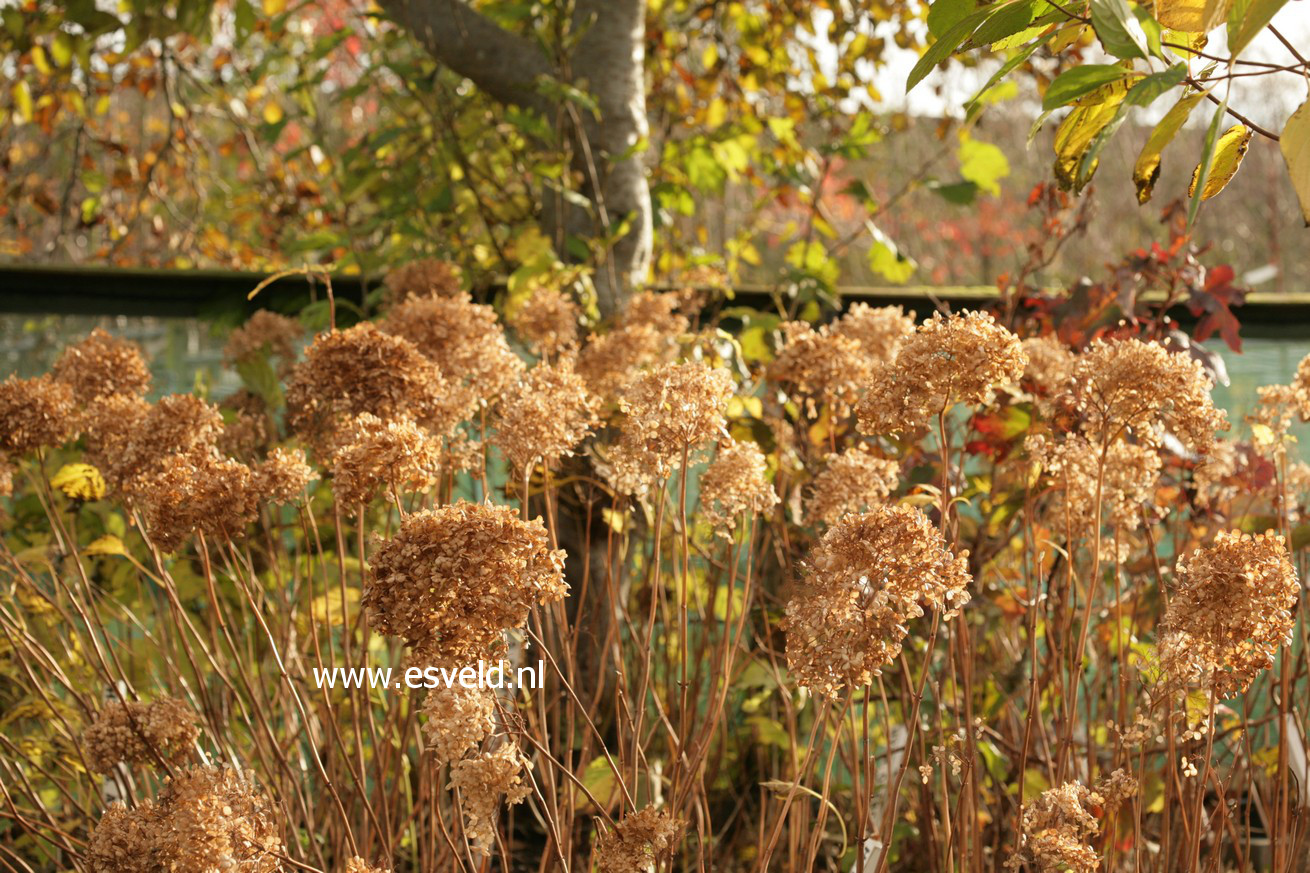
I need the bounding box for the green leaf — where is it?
[907,5,993,92]
[1227,0,1290,55]
[1122,63,1188,107]
[1091,0,1150,58]
[958,137,1010,195]
[927,0,979,37]
[929,180,980,204]
[1043,65,1130,111]
[865,222,916,283]
[965,34,1052,119]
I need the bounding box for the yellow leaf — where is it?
[12,81,33,123]
[1189,124,1251,200]
[31,45,52,76]
[262,102,283,124]
[1280,98,1310,225]
[1053,84,1127,191]
[263,0,287,14]
[1155,0,1233,31]
[50,463,106,501]
[85,535,127,557]
[1134,91,1205,203]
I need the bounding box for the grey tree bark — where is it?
[380,0,651,317]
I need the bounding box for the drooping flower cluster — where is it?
[222,309,303,373]
[697,439,778,536]
[83,696,199,773]
[1069,337,1227,454]
[0,374,76,456]
[330,413,443,509]
[363,502,568,665]
[138,448,261,551]
[52,328,152,403]
[384,257,462,302]
[510,287,581,358]
[805,446,901,526]
[785,505,971,697]
[1158,531,1299,697]
[594,806,684,873]
[768,321,873,420]
[88,766,283,873]
[421,682,497,765]
[493,358,600,474]
[448,745,533,848]
[857,310,1026,437]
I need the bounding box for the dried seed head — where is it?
[785,505,971,697]
[698,439,778,537]
[1069,337,1227,454]
[330,413,443,510]
[1014,782,1102,873]
[1027,434,1162,532]
[1021,335,1076,404]
[768,321,873,420]
[1193,438,1242,508]
[1251,383,1302,451]
[345,858,392,873]
[618,290,691,338]
[448,744,533,849]
[421,682,497,764]
[381,293,524,414]
[363,502,568,665]
[83,696,199,773]
[217,390,274,459]
[494,357,600,474]
[857,310,1026,438]
[609,361,734,487]
[285,323,458,447]
[223,310,303,372]
[830,303,915,364]
[52,328,151,403]
[87,801,159,873]
[0,374,76,456]
[510,287,581,358]
[1158,530,1299,697]
[138,447,260,552]
[805,446,901,526]
[253,446,314,505]
[594,807,684,873]
[576,324,668,400]
[384,258,462,303]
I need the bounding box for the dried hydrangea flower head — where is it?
[345,858,392,873]
[218,389,274,459]
[52,328,151,403]
[1192,438,1241,509]
[1013,781,1103,873]
[767,321,873,420]
[785,504,971,697]
[594,806,684,873]
[1158,530,1299,697]
[0,374,76,456]
[87,392,228,497]
[284,323,456,448]
[421,682,497,764]
[805,445,901,526]
[698,439,778,537]
[618,289,691,338]
[1026,434,1162,532]
[223,309,303,373]
[494,357,600,475]
[610,360,734,486]
[510,287,581,358]
[382,293,525,414]
[830,303,915,364]
[83,696,199,773]
[1250,383,1303,452]
[384,257,462,303]
[88,765,283,873]
[330,413,443,510]
[253,446,314,505]
[139,447,260,552]
[1020,335,1076,406]
[363,502,568,665]
[1068,337,1227,454]
[576,324,667,400]
[857,310,1026,438]
[448,744,533,849]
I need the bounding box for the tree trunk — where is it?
[381,0,650,317]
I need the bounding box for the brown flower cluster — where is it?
[448,745,533,848]
[83,696,199,773]
[857,310,1026,437]
[805,446,901,526]
[363,502,568,665]
[345,858,392,873]
[1012,782,1102,873]
[382,293,524,414]
[785,504,971,697]
[253,447,314,505]
[594,806,684,873]
[52,328,152,403]
[218,390,274,459]
[1020,335,1076,405]
[384,257,462,302]
[0,374,76,456]
[88,766,283,873]
[330,413,443,509]
[1027,434,1162,531]
[80,392,225,497]
[139,448,261,552]
[830,303,915,363]
[284,323,456,447]
[510,287,581,358]
[421,682,497,765]
[767,320,873,420]
[608,361,734,491]
[494,358,600,474]
[575,291,689,399]
[1069,337,1227,454]
[1158,531,1299,697]
[698,439,778,536]
[223,310,303,371]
